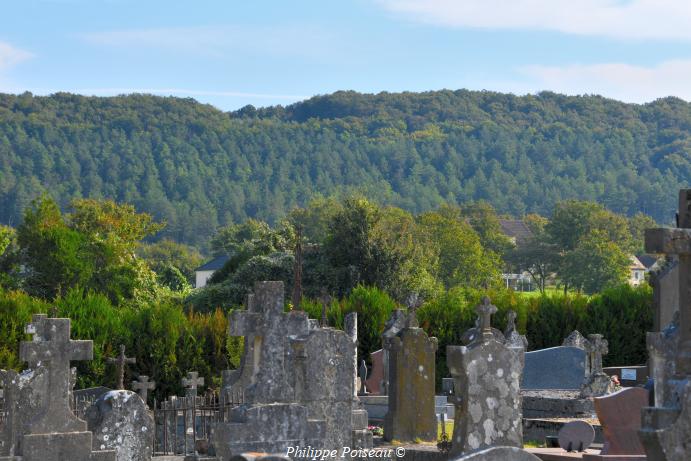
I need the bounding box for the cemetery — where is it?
[0,189,688,461]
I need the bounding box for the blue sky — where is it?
[1,0,691,111]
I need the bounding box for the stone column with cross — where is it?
[447,296,524,454]
[504,309,528,349]
[107,345,136,390]
[18,317,115,461]
[182,371,204,399]
[639,189,691,458]
[580,333,613,398]
[131,375,155,405]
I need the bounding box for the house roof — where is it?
[629,255,646,270]
[636,254,659,270]
[499,219,533,244]
[195,255,230,272]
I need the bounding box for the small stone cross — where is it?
[505,310,517,337]
[406,292,423,328]
[587,334,608,374]
[319,291,331,328]
[182,371,204,398]
[476,296,498,340]
[132,375,156,403]
[20,317,93,433]
[108,345,136,390]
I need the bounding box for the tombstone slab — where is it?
[451,446,541,461]
[383,319,437,443]
[86,390,153,461]
[364,349,384,395]
[581,388,648,460]
[522,347,587,390]
[558,420,595,452]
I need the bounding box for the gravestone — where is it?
[381,309,407,396]
[447,297,523,455]
[580,334,614,398]
[564,330,591,379]
[639,189,691,460]
[581,387,647,460]
[1,316,115,461]
[558,420,595,452]
[221,294,256,405]
[647,312,679,408]
[504,310,528,350]
[107,345,135,390]
[521,346,587,390]
[364,349,384,395]
[358,360,368,395]
[451,447,541,461]
[182,372,204,398]
[86,390,153,461]
[460,313,505,347]
[212,282,327,460]
[383,305,437,443]
[131,376,155,405]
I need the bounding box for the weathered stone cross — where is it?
[20,317,93,433]
[319,291,331,328]
[182,371,204,398]
[646,189,691,375]
[586,334,608,374]
[476,296,498,341]
[505,310,518,336]
[108,344,136,390]
[132,375,156,403]
[406,292,423,328]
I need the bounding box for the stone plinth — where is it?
[383,325,437,443]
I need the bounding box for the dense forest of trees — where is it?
[0,90,688,248]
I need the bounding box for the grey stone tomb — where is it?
[0,315,115,461]
[86,390,154,461]
[447,297,523,455]
[521,346,587,390]
[579,334,613,398]
[639,189,691,460]
[383,302,437,442]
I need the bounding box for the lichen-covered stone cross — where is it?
[587,334,608,374]
[182,371,204,398]
[476,296,498,341]
[108,344,136,390]
[132,375,156,403]
[20,317,93,433]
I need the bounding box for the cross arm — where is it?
[645,228,691,255]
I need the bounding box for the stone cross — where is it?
[345,312,358,399]
[107,344,136,390]
[319,291,331,328]
[645,189,691,375]
[405,292,423,328]
[182,371,204,398]
[132,375,156,403]
[19,317,93,434]
[476,296,498,341]
[505,310,518,337]
[587,334,608,374]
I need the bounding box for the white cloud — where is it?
[0,41,32,71]
[519,59,691,102]
[80,25,332,58]
[377,0,691,41]
[0,41,33,92]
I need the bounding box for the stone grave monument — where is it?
[86,390,154,461]
[581,387,648,460]
[504,310,528,350]
[132,375,155,406]
[211,282,329,459]
[383,301,437,443]
[345,312,374,449]
[107,345,135,390]
[639,189,691,460]
[0,315,115,461]
[447,297,523,455]
[580,334,614,398]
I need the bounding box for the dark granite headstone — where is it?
[522,346,587,390]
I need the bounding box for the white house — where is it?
[194,255,230,288]
[628,255,646,286]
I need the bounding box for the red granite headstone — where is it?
[582,387,648,461]
[365,349,384,395]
